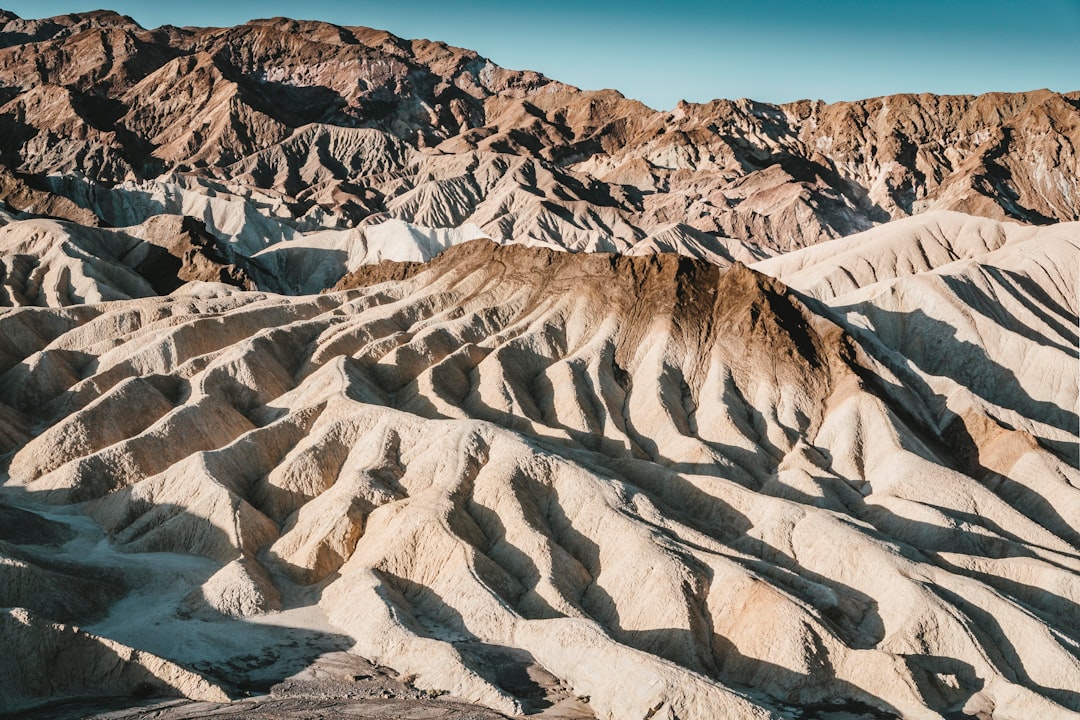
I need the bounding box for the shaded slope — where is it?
[1,240,1076,719]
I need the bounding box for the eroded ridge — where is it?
[2,239,1077,719]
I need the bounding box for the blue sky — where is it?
[4,1,1078,109]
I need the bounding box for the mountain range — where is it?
[0,9,1077,720]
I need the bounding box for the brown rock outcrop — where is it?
[0,10,1072,269]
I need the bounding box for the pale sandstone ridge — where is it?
[1,216,1077,718]
[0,10,1074,300]
[179,556,283,619]
[755,212,1080,468]
[0,215,255,307]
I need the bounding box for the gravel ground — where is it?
[7,650,594,720]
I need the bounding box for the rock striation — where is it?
[0,9,1077,720]
[0,11,1075,297]
[1,213,1077,718]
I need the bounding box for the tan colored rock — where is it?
[180,556,282,619]
[0,11,1075,284]
[0,227,1076,718]
[0,607,230,714]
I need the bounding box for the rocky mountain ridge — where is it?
[0,8,1077,720]
[0,9,1075,292]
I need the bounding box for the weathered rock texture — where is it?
[0,608,230,714]
[0,9,1077,720]
[0,11,1076,298]
[2,212,1077,719]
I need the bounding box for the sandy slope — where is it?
[756,211,1080,465]
[1,222,1077,719]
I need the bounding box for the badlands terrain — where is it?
[0,9,1078,720]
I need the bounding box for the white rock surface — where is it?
[1,223,1077,719]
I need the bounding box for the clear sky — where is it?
[4,1,1078,110]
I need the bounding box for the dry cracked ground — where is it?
[0,9,1078,720]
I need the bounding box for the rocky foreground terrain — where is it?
[0,9,1078,720]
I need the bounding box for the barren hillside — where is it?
[0,9,1077,720]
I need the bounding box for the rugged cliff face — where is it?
[0,10,1076,278]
